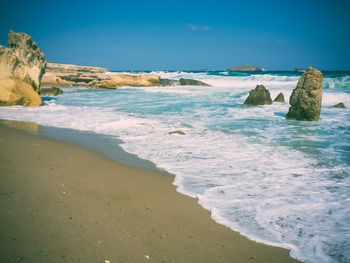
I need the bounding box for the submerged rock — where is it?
[227,65,263,71]
[0,30,46,107]
[286,67,323,121]
[159,78,180,86]
[244,85,272,106]
[169,130,185,135]
[274,92,285,102]
[179,78,211,86]
[39,86,63,96]
[331,102,346,108]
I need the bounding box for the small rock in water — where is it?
[169,130,185,135]
[273,92,285,103]
[144,255,150,259]
[331,102,346,108]
[104,260,111,263]
[244,85,272,106]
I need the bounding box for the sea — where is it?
[0,70,349,263]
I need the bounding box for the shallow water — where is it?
[1,70,349,263]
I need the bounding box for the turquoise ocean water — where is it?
[0,70,349,263]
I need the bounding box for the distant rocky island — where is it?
[227,65,263,71]
[293,67,306,72]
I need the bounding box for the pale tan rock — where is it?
[42,70,160,89]
[0,78,42,107]
[0,30,46,107]
[46,62,108,73]
[0,31,46,91]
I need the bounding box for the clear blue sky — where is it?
[1,0,349,70]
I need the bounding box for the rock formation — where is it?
[0,30,46,106]
[42,66,160,89]
[159,78,211,87]
[294,67,306,72]
[286,67,323,121]
[46,62,107,73]
[244,85,272,106]
[39,86,63,96]
[159,79,180,86]
[179,78,211,86]
[227,65,263,71]
[274,92,285,102]
[169,130,185,135]
[331,102,345,108]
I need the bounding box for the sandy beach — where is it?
[0,120,301,263]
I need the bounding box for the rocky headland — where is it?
[0,31,46,107]
[227,65,263,71]
[42,65,160,89]
[286,66,323,121]
[46,62,108,73]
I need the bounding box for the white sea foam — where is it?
[0,71,349,263]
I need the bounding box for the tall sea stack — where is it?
[0,30,46,107]
[286,67,323,121]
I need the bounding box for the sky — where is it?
[0,0,349,70]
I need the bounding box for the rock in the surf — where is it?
[286,67,323,121]
[159,78,180,86]
[244,85,272,106]
[331,102,345,108]
[273,92,285,103]
[179,78,211,86]
[39,86,63,96]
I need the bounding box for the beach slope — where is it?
[0,122,301,263]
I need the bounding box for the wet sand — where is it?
[0,120,301,263]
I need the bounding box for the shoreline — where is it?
[0,119,301,262]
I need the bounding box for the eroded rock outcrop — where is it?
[179,78,211,86]
[0,30,45,106]
[227,65,263,71]
[286,67,323,121]
[46,62,107,73]
[159,78,211,87]
[42,67,159,89]
[244,85,272,105]
[159,79,180,86]
[274,92,285,102]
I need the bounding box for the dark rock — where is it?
[39,87,63,96]
[179,78,211,86]
[331,102,346,108]
[274,92,285,102]
[159,78,180,86]
[169,130,185,135]
[294,67,306,72]
[286,67,323,121]
[227,65,263,71]
[244,85,272,106]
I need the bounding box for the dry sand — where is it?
[0,120,301,263]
